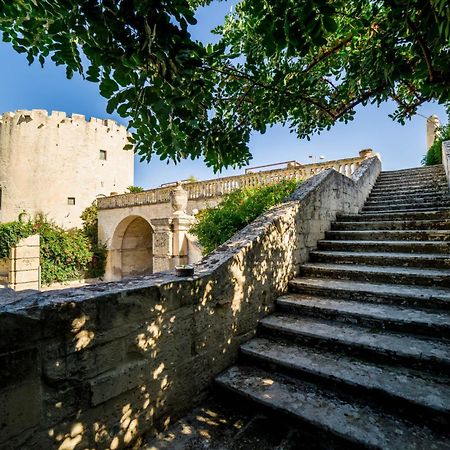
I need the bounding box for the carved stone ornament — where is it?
[170,182,188,215]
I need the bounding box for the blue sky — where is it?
[0,1,447,189]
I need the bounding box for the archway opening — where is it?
[121,216,153,278]
[109,215,154,280]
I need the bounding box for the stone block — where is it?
[0,380,41,443]
[10,246,39,260]
[9,269,39,284]
[89,360,149,406]
[11,280,40,291]
[11,257,40,271]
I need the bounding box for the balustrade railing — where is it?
[98,151,374,210]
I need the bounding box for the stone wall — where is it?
[0,110,133,229]
[0,157,381,450]
[0,235,40,291]
[442,140,450,190]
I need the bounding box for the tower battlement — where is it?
[0,109,128,135]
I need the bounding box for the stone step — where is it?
[377,171,445,180]
[379,165,444,175]
[376,170,446,184]
[216,366,450,449]
[365,195,450,207]
[372,179,448,190]
[325,229,450,241]
[369,189,448,200]
[317,239,450,254]
[362,201,450,212]
[338,210,450,222]
[289,277,450,310]
[260,314,450,372]
[376,173,447,183]
[331,219,450,231]
[309,250,450,269]
[276,294,450,337]
[240,337,450,422]
[360,206,450,215]
[300,263,450,287]
[369,189,449,200]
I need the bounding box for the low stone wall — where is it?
[0,157,381,450]
[0,235,40,292]
[442,141,450,190]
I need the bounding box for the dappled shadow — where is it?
[0,158,381,449]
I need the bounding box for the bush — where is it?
[38,221,93,284]
[0,204,107,284]
[80,202,107,279]
[190,180,299,255]
[422,122,450,166]
[0,218,93,284]
[0,221,33,259]
[127,185,144,193]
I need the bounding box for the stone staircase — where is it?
[216,165,450,449]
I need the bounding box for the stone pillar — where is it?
[169,182,196,267]
[172,216,196,267]
[152,218,173,272]
[427,115,440,150]
[8,235,40,291]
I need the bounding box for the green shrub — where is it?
[38,221,93,284]
[422,122,450,166]
[0,206,106,284]
[127,185,145,193]
[80,202,107,279]
[0,221,33,259]
[190,180,300,255]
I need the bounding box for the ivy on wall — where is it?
[190,180,300,255]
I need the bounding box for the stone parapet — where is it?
[442,141,450,191]
[98,152,374,210]
[0,156,381,449]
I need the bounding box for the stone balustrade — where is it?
[98,151,374,210]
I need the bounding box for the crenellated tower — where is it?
[0,109,134,228]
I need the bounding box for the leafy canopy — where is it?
[1,0,449,170]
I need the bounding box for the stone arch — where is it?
[110,215,154,280]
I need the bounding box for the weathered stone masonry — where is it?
[0,109,133,229]
[0,157,380,450]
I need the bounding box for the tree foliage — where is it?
[422,121,450,165]
[1,0,449,170]
[127,185,145,193]
[190,180,299,254]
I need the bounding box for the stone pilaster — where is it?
[172,215,196,267]
[152,218,173,272]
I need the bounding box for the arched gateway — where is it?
[110,215,154,280]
